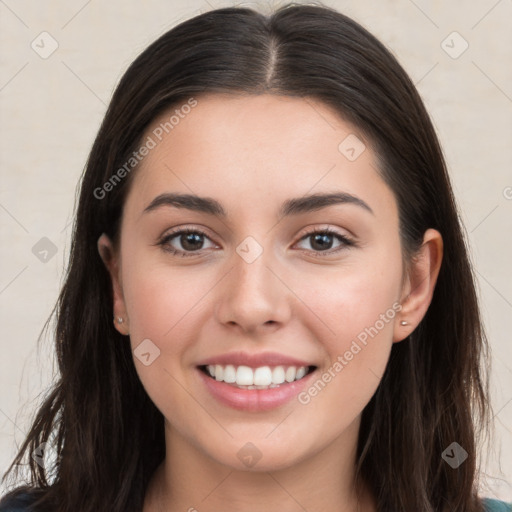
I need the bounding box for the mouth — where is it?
[198,364,317,390]
[195,351,319,411]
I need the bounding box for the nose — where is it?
[215,246,292,334]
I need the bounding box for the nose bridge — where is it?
[215,235,291,331]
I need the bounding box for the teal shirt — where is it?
[483,498,512,511]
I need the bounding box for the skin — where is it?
[98,94,443,512]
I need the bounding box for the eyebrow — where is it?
[142,191,374,218]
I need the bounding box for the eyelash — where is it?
[157,226,356,258]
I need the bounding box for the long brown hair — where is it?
[1,3,492,511]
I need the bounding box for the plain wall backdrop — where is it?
[1,0,511,501]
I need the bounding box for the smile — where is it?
[200,364,314,389]
[195,352,318,411]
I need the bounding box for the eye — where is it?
[157,226,356,258]
[294,227,355,256]
[157,228,217,257]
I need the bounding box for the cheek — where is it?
[330,273,401,347]
[123,263,211,354]
[289,272,399,446]
[291,249,403,350]
[288,248,402,404]
[120,256,216,426]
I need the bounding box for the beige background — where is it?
[1,0,511,501]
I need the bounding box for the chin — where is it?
[201,436,312,473]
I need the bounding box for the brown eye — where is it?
[159,229,216,256]
[295,228,355,256]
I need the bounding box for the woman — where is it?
[1,3,510,511]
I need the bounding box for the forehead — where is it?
[123,93,396,222]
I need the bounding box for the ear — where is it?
[393,228,443,343]
[97,233,130,336]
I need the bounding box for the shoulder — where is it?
[482,497,512,512]
[0,487,45,512]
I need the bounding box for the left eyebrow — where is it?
[279,192,374,217]
[142,191,374,218]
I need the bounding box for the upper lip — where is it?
[196,351,316,368]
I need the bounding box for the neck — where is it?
[144,418,376,512]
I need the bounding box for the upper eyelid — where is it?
[161,226,217,244]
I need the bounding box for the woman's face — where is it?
[101,94,412,471]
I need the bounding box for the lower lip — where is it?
[197,367,316,412]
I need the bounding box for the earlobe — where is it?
[97,233,130,335]
[393,228,443,343]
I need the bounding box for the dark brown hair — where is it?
[1,3,492,511]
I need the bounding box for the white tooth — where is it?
[285,366,297,383]
[214,364,224,381]
[207,365,215,377]
[253,366,272,386]
[223,364,236,383]
[236,365,254,386]
[295,366,307,380]
[271,366,285,385]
